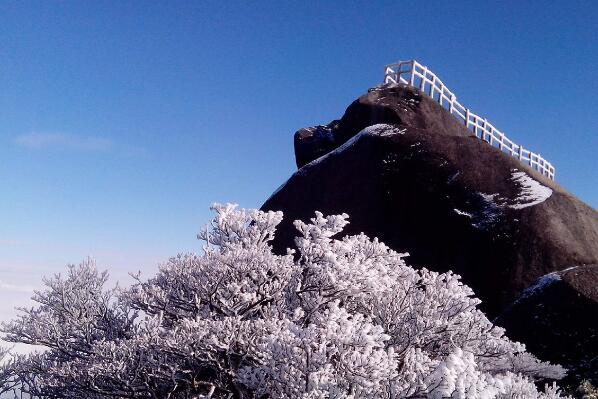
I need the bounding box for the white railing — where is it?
[383,60,555,180]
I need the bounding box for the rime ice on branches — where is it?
[1,204,569,398]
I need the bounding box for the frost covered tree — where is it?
[0,346,18,396]
[1,204,569,398]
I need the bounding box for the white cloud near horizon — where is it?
[0,279,36,293]
[14,132,113,152]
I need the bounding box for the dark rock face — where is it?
[497,265,598,387]
[262,84,598,384]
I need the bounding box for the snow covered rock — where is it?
[508,170,553,209]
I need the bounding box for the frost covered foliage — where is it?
[0,346,18,395]
[578,381,598,399]
[1,204,568,398]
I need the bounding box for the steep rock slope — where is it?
[261,84,598,384]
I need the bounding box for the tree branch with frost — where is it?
[1,204,570,398]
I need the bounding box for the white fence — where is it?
[383,60,555,180]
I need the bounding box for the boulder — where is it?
[261,83,598,385]
[497,265,598,387]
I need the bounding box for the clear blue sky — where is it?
[0,1,596,317]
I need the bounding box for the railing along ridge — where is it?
[383,60,555,180]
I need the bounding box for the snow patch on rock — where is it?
[300,124,404,171]
[479,193,501,204]
[516,266,580,304]
[454,209,473,218]
[469,192,504,230]
[508,170,552,209]
[364,123,407,137]
[513,266,581,307]
[560,265,579,274]
[472,171,552,222]
[471,192,504,230]
[515,272,561,303]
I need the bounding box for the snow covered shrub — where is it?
[578,380,598,399]
[1,204,569,398]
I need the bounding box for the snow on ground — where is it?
[508,170,552,209]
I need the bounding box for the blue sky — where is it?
[0,1,596,317]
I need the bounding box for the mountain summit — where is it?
[261,73,598,386]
